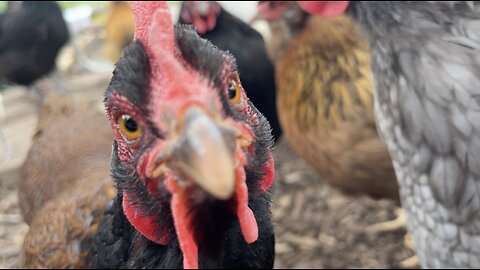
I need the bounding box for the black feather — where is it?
[105,41,152,113]
[88,193,133,269]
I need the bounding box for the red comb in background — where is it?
[297,1,349,17]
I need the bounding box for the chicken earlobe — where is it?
[122,193,170,245]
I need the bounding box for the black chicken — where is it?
[0,1,69,86]
[302,1,480,268]
[178,1,282,141]
[88,2,276,268]
[18,2,275,269]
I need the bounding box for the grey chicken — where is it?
[302,1,480,268]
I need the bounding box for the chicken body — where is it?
[104,1,135,63]
[342,1,480,267]
[19,81,115,268]
[178,1,282,141]
[263,3,399,201]
[0,1,69,86]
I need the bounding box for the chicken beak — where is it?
[159,107,237,200]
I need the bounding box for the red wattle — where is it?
[167,178,199,269]
[297,1,349,17]
[234,148,259,243]
[122,193,169,245]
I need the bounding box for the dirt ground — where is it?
[271,139,416,268]
[0,12,416,269]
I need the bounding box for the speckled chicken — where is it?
[255,1,399,202]
[19,79,115,267]
[301,1,480,268]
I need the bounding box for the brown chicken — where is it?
[18,79,115,268]
[104,1,134,63]
[255,2,399,202]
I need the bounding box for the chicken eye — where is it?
[228,80,241,104]
[118,115,142,141]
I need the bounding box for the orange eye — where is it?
[118,114,142,141]
[227,80,241,104]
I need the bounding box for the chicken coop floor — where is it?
[0,71,416,268]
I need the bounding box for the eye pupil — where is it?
[118,114,142,142]
[123,115,138,132]
[227,79,241,104]
[228,84,236,99]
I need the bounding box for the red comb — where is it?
[297,1,349,17]
[130,1,175,57]
[130,1,185,102]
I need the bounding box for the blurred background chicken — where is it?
[178,1,282,141]
[103,1,134,63]
[300,1,480,268]
[0,0,69,180]
[18,79,114,267]
[18,80,112,224]
[0,1,69,86]
[254,1,399,202]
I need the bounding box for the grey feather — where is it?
[429,157,465,207]
[349,1,480,267]
[467,136,480,175]
[450,104,472,137]
[412,145,431,172]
